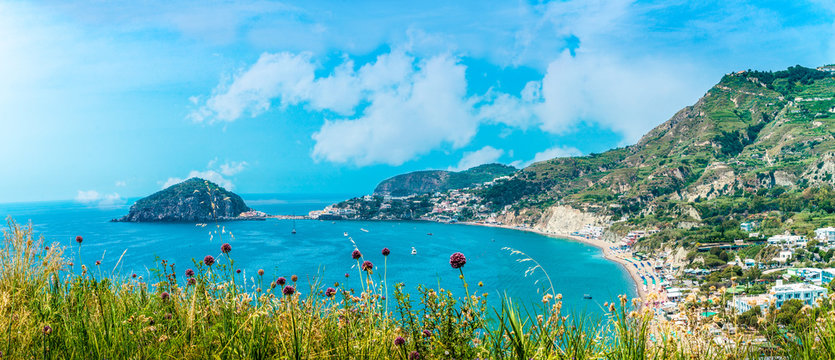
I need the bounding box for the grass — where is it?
[3,219,835,359]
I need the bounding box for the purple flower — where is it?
[325,287,336,297]
[221,243,232,254]
[75,235,83,244]
[422,329,431,337]
[188,278,196,286]
[132,273,137,278]
[258,269,265,276]
[204,255,215,267]
[409,351,420,360]
[95,260,101,266]
[361,261,373,272]
[43,325,52,335]
[344,273,350,278]
[236,269,241,274]
[283,285,295,296]
[352,249,362,260]
[185,269,195,277]
[382,247,390,256]
[164,313,173,320]
[449,252,467,269]
[160,292,170,301]
[394,336,405,346]
[291,274,298,282]
[277,277,286,286]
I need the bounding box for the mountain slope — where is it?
[115,178,251,222]
[374,163,516,196]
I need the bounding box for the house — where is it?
[815,227,835,243]
[729,294,772,313]
[771,280,828,308]
[740,222,757,232]
[767,234,807,248]
[773,250,793,263]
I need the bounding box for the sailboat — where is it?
[411,247,417,255]
[291,219,297,234]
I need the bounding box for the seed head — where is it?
[362,261,373,272]
[283,286,295,296]
[203,255,215,266]
[43,325,53,335]
[352,249,362,260]
[394,336,405,346]
[325,287,336,297]
[160,292,170,301]
[449,252,467,269]
[185,269,195,277]
[291,274,298,282]
[409,351,420,360]
[258,269,265,276]
[382,247,390,256]
[221,243,232,254]
[75,236,83,244]
[236,269,241,274]
[95,260,101,266]
[277,277,286,286]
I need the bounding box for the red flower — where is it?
[277,277,286,286]
[75,236,83,244]
[394,336,405,346]
[361,261,373,272]
[282,286,295,296]
[325,287,336,297]
[352,249,362,260]
[185,269,195,277]
[381,247,390,256]
[204,255,215,266]
[221,243,232,254]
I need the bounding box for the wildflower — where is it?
[283,286,295,296]
[204,255,215,266]
[258,269,265,276]
[160,292,170,301]
[394,336,405,346]
[362,261,373,271]
[449,252,467,269]
[422,329,431,337]
[382,247,390,256]
[409,351,420,360]
[291,274,298,282]
[132,273,137,278]
[352,249,362,260]
[277,277,286,286]
[188,278,196,286]
[165,313,173,320]
[326,287,336,297]
[478,281,483,287]
[345,273,350,278]
[236,269,241,274]
[185,269,195,277]
[95,260,101,266]
[221,243,232,254]
[75,235,83,244]
[43,325,52,335]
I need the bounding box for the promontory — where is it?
[113,178,253,222]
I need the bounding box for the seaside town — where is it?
[306,178,835,345]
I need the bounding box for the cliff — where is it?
[374,163,516,196]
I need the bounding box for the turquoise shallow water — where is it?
[0,194,636,315]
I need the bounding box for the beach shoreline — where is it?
[459,221,648,300]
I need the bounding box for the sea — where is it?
[0,193,636,316]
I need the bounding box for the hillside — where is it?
[328,65,835,250]
[373,163,516,196]
[114,178,251,222]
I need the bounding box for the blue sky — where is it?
[1,0,834,204]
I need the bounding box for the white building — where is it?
[767,234,807,248]
[772,280,828,308]
[773,250,793,263]
[729,294,771,313]
[816,227,835,243]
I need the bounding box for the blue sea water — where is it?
[0,194,636,316]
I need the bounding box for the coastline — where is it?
[459,221,648,301]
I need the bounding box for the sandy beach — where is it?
[461,222,649,300]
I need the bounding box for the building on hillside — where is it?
[740,222,758,232]
[767,234,807,248]
[815,227,835,243]
[729,294,772,313]
[772,280,828,308]
[773,250,793,263]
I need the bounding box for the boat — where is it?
[583,294,592,299]
[411,247,417,255]
[343,232,348,236]
[360,228,369,233]
[291,219,297,234]
[427,232,433,236]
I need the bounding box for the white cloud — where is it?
[75,190,125,207]
[162,159,248,190]
[115,180,127,187]
[530,146,583,165]
[449,146,505,172]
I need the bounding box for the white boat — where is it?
[343,232,348,236]
[360,228,369,233]
[411,247,417,255]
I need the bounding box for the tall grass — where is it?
[0,218,830,359]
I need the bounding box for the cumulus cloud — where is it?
[162,160,248,190]
[449,146,505,172]
[75,190,125,207]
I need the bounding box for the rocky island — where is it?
[113,178,256,222]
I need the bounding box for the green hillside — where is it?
[373,163,516,196]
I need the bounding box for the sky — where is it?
[1,0,834,204]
